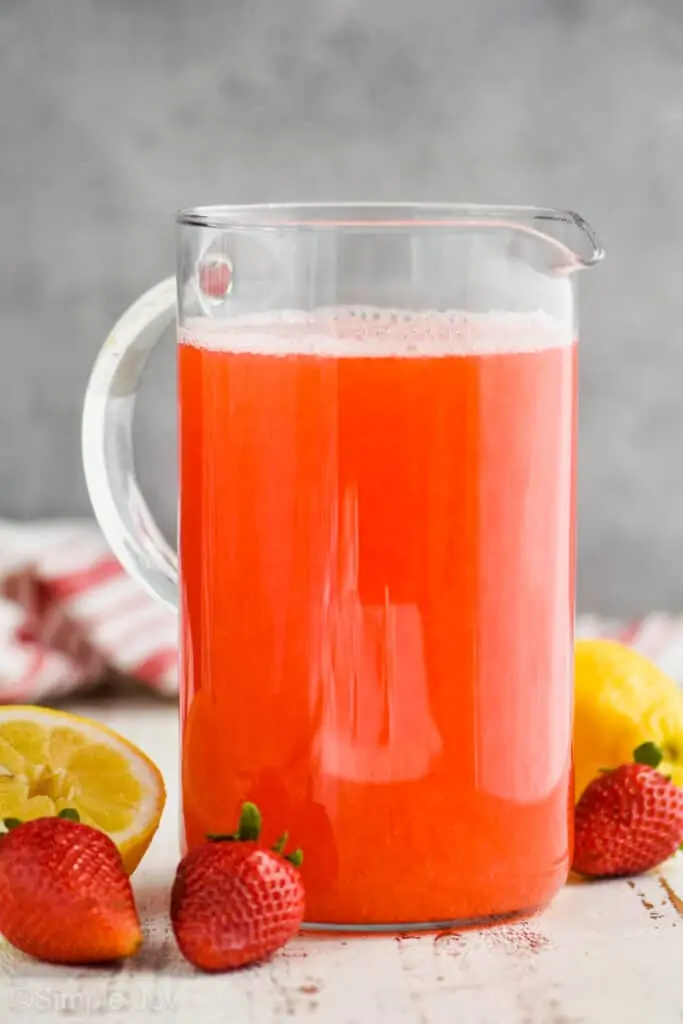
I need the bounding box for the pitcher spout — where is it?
[531,207,605,273]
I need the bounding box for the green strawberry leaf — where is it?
[237,802,262,842]
[57,808,80,822]
[272,832,288,855]
[633,742,664,769]
[207,802,263,844]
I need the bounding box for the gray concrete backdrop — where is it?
[1,0,682,615]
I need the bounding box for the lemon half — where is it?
[0,706,165,874]
[574,639,683,801]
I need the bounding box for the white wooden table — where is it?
[2,693,683,1024]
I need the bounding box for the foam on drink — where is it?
[179,308,573,358]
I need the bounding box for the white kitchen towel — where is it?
[0,520,177,702]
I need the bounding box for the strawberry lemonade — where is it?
[178,308,576,927]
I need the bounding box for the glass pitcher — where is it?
[82,203,603,930]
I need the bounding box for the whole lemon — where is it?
[574,639,683,801]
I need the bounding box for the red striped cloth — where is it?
[0,520,681,704]
[0,521,177,702]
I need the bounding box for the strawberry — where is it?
[573,742,683,878]
[198,257,233,299]
[171,802,305,972]
[0,809,142,963]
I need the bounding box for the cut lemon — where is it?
[0,706,165,874]
[574,639,683,800]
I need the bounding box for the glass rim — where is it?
[176,203,604,266]
[178,201,577,229]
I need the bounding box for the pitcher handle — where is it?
[82,278,179,610]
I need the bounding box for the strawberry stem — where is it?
[633,742,663,769]
[285,848,303,868]
[206,802,263,844]
[237,802,262,841]
[57,808,80,822]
